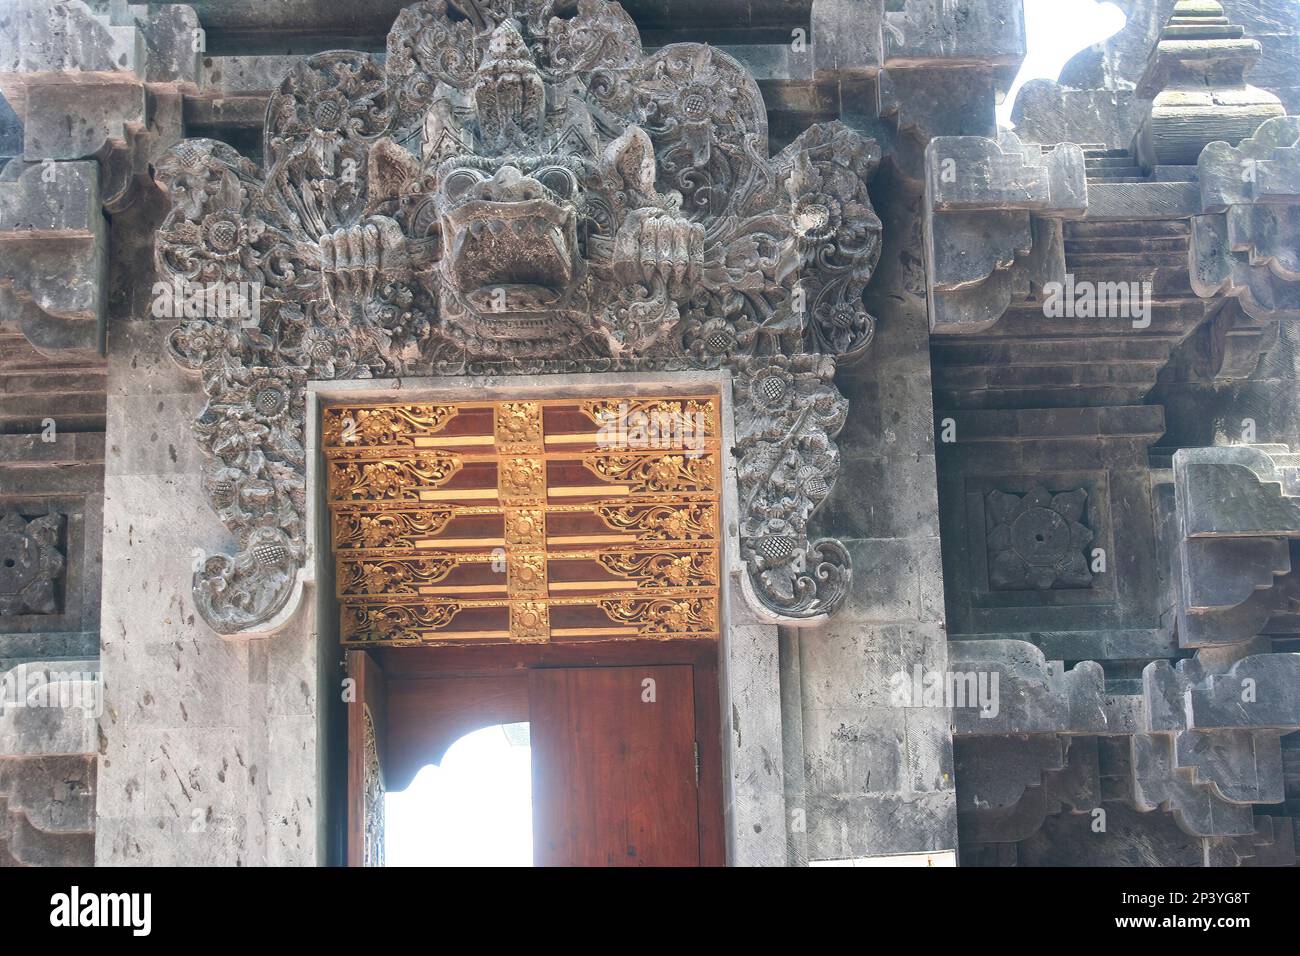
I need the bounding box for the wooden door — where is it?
[346,649,388,867]
[529,665,701,866]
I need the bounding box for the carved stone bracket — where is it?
[0,0,200,213]
[1128,649,1300,839]
[0,160,106,360]
[0,0,208,360]
[152,0,882,634]
[1173,444,1300,647]
[923,132,1086,334]
[1191,115,1300,322]
[946,633,1300,840]
[948,640,1108,737]
[955,735,1099,845]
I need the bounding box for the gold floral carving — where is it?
[323,404,458,448]
[333,508,456,549]
[584,452,716,493]
[581,398,717,446]
[338,556,459,595]
[597,596,718,636]
[328,454,462,500]
[503,508,546,547]
[494,401,543,449]
[507,551,548,597]
[329,397,721,646]
[594,502,716,540]
[342,602,463,644]
[499,456,546,501]
[511,601,550,642]
[597,550,718,588]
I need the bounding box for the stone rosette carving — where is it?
[984,486,1093,591]
[0,512,65,616]
[153,0,883,633]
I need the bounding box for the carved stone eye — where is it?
[442,169,483,200]
[535,166,576,200]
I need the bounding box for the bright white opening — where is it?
[384,722,533,866]
[999,0,1129,130]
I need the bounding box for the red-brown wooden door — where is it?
[529,665,701,866]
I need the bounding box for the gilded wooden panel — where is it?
[325,396,721,645]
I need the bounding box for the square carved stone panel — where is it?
[0,511,66,617]
[963,474,1115,610]
[985,486,1094,591]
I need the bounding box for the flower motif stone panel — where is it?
[985,486,1094,591]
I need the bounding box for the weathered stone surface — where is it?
[924,132,1086,334]
[0,0,146,114]
[1173,444,1300,646]
[956,736,1099,844]
[937,406,1170,650]
[884,0,1026,74]
[0,160,106,359]
[0,754,95,866]
[1133,1,1286,168]
[949,640,1107,736]
[811,0,885,79]
[1191,115,1300,321]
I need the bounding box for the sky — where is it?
[381,0,1134,867]
[998,0,1129,129]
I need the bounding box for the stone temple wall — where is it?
[0,0,1296,867]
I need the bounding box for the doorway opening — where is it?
[385,723,532,867]
[348,643,724,866]
[324,389,728,865]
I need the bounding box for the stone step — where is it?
[0,391,106,434]
[1088,174,1152,183]
[1065,237,1189,253]
[1066,220,1189,239]
[1066,250,1189,268]
[1086,156,1140,169]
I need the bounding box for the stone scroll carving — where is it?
[152,0,884,633]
